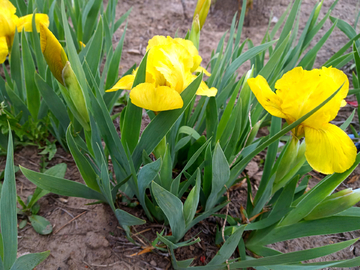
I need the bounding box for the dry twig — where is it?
[53,211,87,234]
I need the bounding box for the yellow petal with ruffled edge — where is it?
[275,67,349,128]
[40,23,68,85]
[130,83,183,111]
[0,36,8,63]
[195,66,211,76]
[106,75,135,92]
[304,124,357,174]
[174,38,202,71]
[146,35,169,51]
[248,75,287,119]
[185,73,216,96]
[0,0,16,14]
[0,0,17,37]
[16,13,49,32]
[196,80,217,96]
[150,43,191,93]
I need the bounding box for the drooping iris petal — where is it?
[186,73,217,96]
[247,75,287,119]
[304,124,357,174]
[0,36,8,63]
[40,23,68,85]
[195,66,211,76]
[107,75,135,92]
[130,83,184,111]
[16,13,49,32]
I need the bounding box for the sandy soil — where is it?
[1,0,360,269]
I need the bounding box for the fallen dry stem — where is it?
[53,211,87,234]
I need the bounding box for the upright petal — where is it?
[130,83,183,111]
[0,36,8,63]
[0,4,17,37]
[174,38,201,71]
[16,13,49,32]
[304,124,357,174]
[106,75,135,92]
[275,67,322,123]
[248,75,287,119]
[146,35,169,51]
[0,0,16,14]
[275,67,349,128]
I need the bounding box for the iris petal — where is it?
[0,36,8,63]
[106,75,135,92]
[130,83,183,111]
[304,124,357,174]
[16,13,49,32]
[247,75,286,119]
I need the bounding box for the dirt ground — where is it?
[1,0,360,269]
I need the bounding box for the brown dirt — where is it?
[1,0,360,269]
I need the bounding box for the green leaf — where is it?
[88,87,130,182]
[152,181,186,242]
[221,40,277,90]
[105,22,127,90]
[10,29,23,100]
[330,16,360,48]
[208,226,245,266]
[206,97,218,146]
[1,129,17,269]
[259,33,290,79]
[21,31,40,119]
[216,81,241,142]
[28,215,53,235]
[114,8,132,32]
[299,20,337,69]
[82,0,102,43]
[121,51,148,153]
[27,187,49,210]
[323,33,360,66]
[183,169,201,226]
[178,126,201,140]
[254,215,360,246]
[5,83,31,125]
[66,127,100,192]
[280,152,360,226]
[61,0,87,93]
[340,109,355,130]
[228,239,358,269]
[132,73,203,170]
[9,251,50,270]
[206,143,230,211]
[114,209,146,227]
[31,12,46,78]
[20,166,105,201]
[137,159,161,221]
[84,17,103,77]
[35,74,70,131]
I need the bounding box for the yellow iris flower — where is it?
[106,35,217,112]
[0,0,49,63]
[248,67,356,175]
